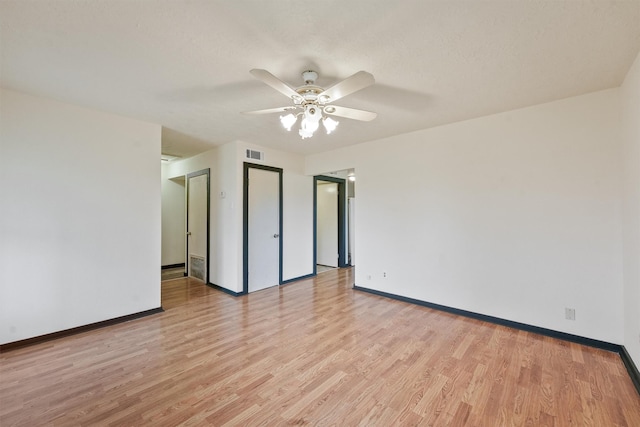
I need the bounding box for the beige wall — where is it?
[0,88,161,344]
[162,141,313,293]
[621,51,640,366]
[307,88,625,344]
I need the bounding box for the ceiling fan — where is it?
[242,69,377,139]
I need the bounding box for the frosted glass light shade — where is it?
[323,117,339,134]
[299,116,319,139]
[279,113,297,131]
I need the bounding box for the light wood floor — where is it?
[161,266,186,281]
[1,268,639,425]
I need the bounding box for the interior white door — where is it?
[187,173,207,281]
[317,182,338,267]
[248,167,280,292]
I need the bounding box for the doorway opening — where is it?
[314,175,347,275]
[243,162,283,294]
[186,169,210,283]
[161,175,186,281]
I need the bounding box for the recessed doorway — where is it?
[186,169,210,283]
[314,175,346,274]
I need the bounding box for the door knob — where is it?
[186,232,192,236]
[273,234,280,238]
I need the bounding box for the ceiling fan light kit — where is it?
[280,104,339,139]
[279,113,297,131]
[243,68,377,140]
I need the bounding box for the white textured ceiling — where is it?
[2,1,639,157]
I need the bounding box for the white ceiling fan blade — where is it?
[250,69,302,101]
[242,106,298,115]
[317,71,375,104]
[324,105,377,121]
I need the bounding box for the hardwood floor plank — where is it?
[1,270,639,425]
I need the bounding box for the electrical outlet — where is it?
[366,274,372,280]
[565,308,576,321]
[383,271,387,278]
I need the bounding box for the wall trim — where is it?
[620,346,640,395]
[209,274,316,295]
[161,263,185,270]
[281,273,316,285]
[0,307,164,353]
[353,285,640,396]
[206,282,243,297]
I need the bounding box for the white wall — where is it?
[215,142,241,291]
[621,51,640,366]
[282,167,314,280]
[163,148,221,284]
[0,88,161,345]
[161,167,185,266]
[162,141,313,293]
[307,88,624,343]
[239,142,314,284]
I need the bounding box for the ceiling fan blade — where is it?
[242,106,298,115]
[250,69,302,101]
[317,71,375,103]
[324,105,377,121]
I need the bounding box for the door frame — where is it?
[313,175,347,274]
[243,162,283,294]
[185,168,211,284]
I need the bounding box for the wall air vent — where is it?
[190,255,205,281]
[245,149,264,161]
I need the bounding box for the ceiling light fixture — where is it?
[244,69,377,140]
[279,113,297,131]
[322,117,339,134]
[280,104,340,139]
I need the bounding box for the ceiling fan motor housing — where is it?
[297,70,323,103]
[302,70,318,85]
[304,104,322,122]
